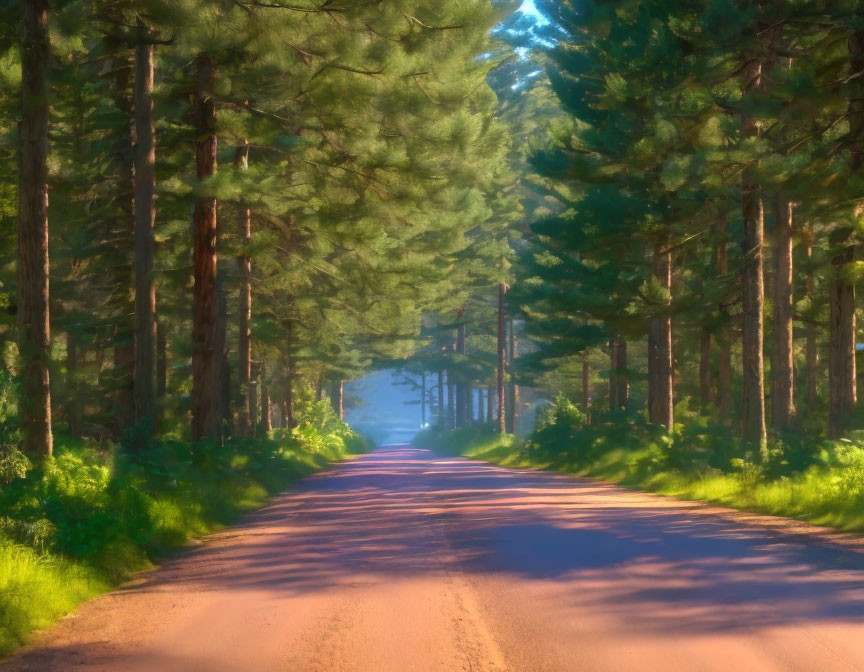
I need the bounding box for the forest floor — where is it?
[3,445,864,672]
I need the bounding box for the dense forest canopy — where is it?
[1,0,520,456]
[2,0,864,462]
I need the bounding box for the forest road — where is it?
[3,445,864,672]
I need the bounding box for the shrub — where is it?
[0,401,371,656]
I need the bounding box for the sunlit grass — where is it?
[0,541,108,655]
[0,425,372,658]
[581,447,864,531]
[417,425,864,533]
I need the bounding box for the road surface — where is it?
[3,445,864,671]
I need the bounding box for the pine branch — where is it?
[402,13,462,31]
[236,0,347,13]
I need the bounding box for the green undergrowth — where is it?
[0,405,371,657]
[415,396,864,535]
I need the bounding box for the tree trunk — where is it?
[649,244,674,431]
[437,369,445,425]
[609,339,618,412]
[447,368,455,430]
[216,277,230,440]
[260,361,272,434]
[486,385,493,423]
[17,0,53,457]
[249,362,259,438]
[133,39,157,442]
[497,283,507,434]
[191,53,220,442]
[828,251,856,438]
[699,328,712,411]
[507,319,520,433]
[156,320,167,399]
[740,59,767,451]
[456,322,466,427]
[716,216,733,419]
[615,337,628,411]
[337,380,344,421]
[420,372,426,427]
[234,141,252,437]
[804,227,818,410]
[66,331,81,437]
[284,323,296,430]
[772,195,795,431]
[283,374,295,429]
[582,352,591,424]
[109,53,136,438]
[718,337,733,419]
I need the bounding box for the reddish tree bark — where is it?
[216,278,230,439]
[772,195,795,430]
[133,39,157,441]
[191,53,220,442]
[648,244,674,432]
[17,0,53,457]
[234,141,252,436]
[804,227,818,410]
[740,59,767,450]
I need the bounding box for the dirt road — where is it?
[4,445,864,671]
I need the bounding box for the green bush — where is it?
[535,393,587,432]
[0,406,371,657]
[418,394,864,535]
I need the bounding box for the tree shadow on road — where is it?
[109,446,864,636]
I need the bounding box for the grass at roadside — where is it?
[415,409,864,534]
[0,411,371,657]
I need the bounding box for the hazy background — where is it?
[345,370,425,445]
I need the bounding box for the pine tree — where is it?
[17,0,53,457]
[132,28,157,442]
